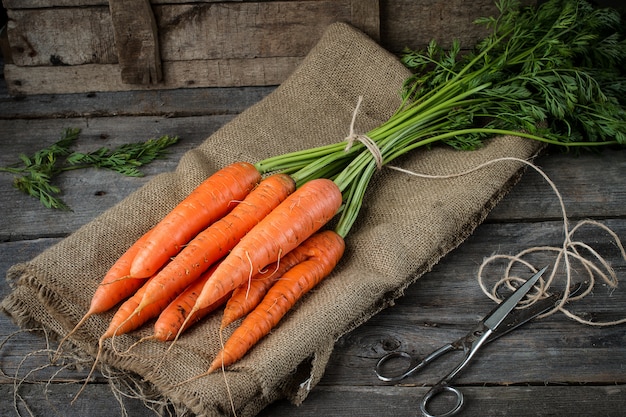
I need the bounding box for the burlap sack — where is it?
[2,23,543,416]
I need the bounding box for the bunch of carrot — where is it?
[63,161,346,374]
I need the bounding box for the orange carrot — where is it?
[90,230,154,314]
[54,229,154,359]
[151,263,230,342]
[207,230,345,373]
[78,266,178,401]
[100,273,180,341]
[187,178,343,323]
[220,232,331,329]
[133,173,296,314]
[130,161,261,278]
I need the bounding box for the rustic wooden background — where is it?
[1,1,625,416]
[2,0,523,95]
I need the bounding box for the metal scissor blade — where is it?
[490,281,583,341]
[483,266,548,331]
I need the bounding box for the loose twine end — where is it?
[344,96,383,170]
[389,157,626,327]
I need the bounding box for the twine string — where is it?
[344,96,383,170]
[388,157,626,327]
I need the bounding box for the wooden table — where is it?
[1,73,625,416]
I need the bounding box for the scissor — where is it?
[375,266,572,417]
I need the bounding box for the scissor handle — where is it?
[375,351,414,382]
[375,344,456,382]
[418,326,492,416]
[420,382,464,417]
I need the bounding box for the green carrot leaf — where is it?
[0,129,180,210]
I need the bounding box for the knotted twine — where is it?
[344,95,383,169]
[2,23,545,417]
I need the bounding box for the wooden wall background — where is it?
[1,0,528,95]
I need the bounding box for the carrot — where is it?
[151,263,230,342]
[130,161,261,278]
[186,178,343,324]
[132,173,296,315]
[54,229,154,360]
[76,267,180,402]
[89,230,154,314]
[100,273,180,342]
[220,231,331,329]
[207,230,345,373]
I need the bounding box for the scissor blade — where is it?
[493,282,583,340]
[483,266,548,331]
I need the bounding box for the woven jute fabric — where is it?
[2,23,542,416]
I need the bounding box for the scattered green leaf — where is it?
[0,128,180,210]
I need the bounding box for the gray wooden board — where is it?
[3,0,380,95]
[1,384,625,417]
[0,383,168,417]
[0,86,275,119]
[258,385,626,417]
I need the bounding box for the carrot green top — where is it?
[255,0,626,238]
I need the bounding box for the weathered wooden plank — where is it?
[0,86,275,119]
[258,385,626,417]
[3,0,314,9]
[0,383,163,417]
[6,7,118,67]
[7,1,376,67]
[155,1,376,61]
[109,0,162,85]
[487,148,626,221]
[380,0,527,52]
[351,0,380,43]
[3,58,301,95]
[0,239,57,300]
[1,374,625,416]
[0,238,64,384]
[0,318,101,385]
[4,0,379,94]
